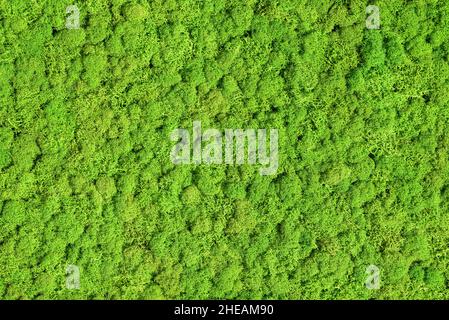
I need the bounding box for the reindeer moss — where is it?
[1,0,449,299]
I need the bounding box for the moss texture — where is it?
[1,0,449,299]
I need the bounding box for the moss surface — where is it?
[1,0,449,299]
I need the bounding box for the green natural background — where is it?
[1,0,449,299]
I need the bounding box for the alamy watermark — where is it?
[366,5,380,30]
[66,4,80,30]
[66,264,80,289]
[170,121,278,176]
[365,264,380,290]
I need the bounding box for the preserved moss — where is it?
[0,0,449,299]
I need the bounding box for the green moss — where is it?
[0,0,449,300]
